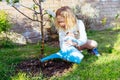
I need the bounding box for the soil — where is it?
[16,59,73,77]
[16,41,73,78]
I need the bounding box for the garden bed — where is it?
[16,58,73,77]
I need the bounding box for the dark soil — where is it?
[15,41,73,78]
[16,58,73,77]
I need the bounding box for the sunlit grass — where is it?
[11,72,45,80]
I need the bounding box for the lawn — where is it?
[0,28,120,80]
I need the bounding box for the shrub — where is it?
[0,10,11,33]
[0,10,14,48]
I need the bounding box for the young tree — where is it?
[4,0,55,55]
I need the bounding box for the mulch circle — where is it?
[16,58,73,77]
[16,41,73,78]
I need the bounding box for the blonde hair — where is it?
[55,6,77,31]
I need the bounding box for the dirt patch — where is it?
[16,41,73,78]
[16,58,73,77]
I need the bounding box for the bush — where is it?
[0,10,11,33]
[0,10,14,48]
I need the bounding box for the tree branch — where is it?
[20,4,40,14]
[12,5,42,22]
[33,0,41,6]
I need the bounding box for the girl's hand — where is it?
[65,40,77,46]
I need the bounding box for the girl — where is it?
[55,6,100,56]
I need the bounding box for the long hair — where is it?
[55,6,77,31]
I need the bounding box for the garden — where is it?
[0,0,120,80]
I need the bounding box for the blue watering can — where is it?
[40,36,84,64]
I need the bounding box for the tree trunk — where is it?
[39,0,44,55]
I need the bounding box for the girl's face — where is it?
[56,15,66,28]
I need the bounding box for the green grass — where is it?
[0,28,120,80]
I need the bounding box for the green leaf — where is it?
[6,0,19,4]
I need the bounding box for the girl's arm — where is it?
[77,20,87,46]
